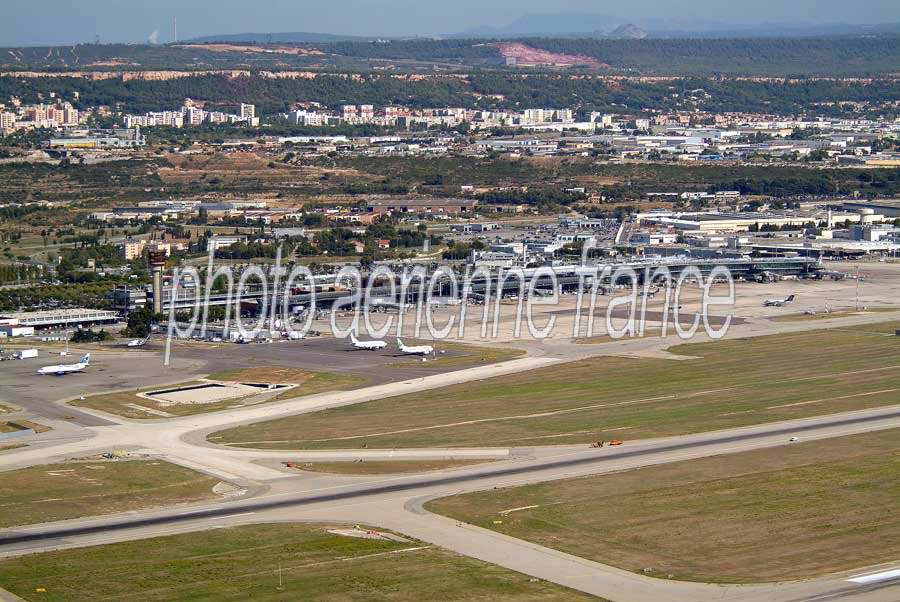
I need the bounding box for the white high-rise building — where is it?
[0,112,16,131]
[184,106,204,126]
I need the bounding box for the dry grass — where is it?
[0,420,50,434]
[428,428,900,583]
[209,366,369,401]
[0,524,598,602]
[213,321,900,449]
[70,381,206,419]
[72,368,368,419]
[0,460,219,528]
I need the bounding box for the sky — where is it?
[4,0,900,46]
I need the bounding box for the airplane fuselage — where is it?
[37,354,90,375]
[354,342,387,350]
[397,340,434,355]
[38,363,86,375]
[350,335,387,350]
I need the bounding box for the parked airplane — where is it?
[764,294,795,307]
[397,338,434,356]
[37,353,90,375]
[127,335,150,347]
[350,334,387,350]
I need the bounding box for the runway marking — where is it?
[210,512,255,520]
[847,567,900,583]
[175,509,210,516]
[228,417,900,511]
[499,505,540,515]
[767,388,900,410]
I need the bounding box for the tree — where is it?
[71,328,112,343]
[124,306,160,338]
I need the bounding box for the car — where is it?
[789,437,799,442]
[609,440,624,446]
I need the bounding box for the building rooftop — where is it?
[0,308,119,327]
[367,198,478,207]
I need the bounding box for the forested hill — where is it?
[2,35,900,76]
[520,36,900,76]
[317,35,900,76]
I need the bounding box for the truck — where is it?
[16,349,38,360]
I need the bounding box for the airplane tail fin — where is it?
[787,294,795,302]
[81,353,91,365]
[396,338,404,348]
[350,333,359,344]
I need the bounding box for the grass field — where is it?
[207,366,370,402]
[0,524,597,602]
[286,459,496,475]
[213,321,900,449]
[0,420,49,434]
[72,368,368,419]
[0,461,220,528]
[428,428,900,583]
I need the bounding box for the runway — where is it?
[2,405,900,602]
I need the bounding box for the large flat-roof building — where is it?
[637,211,854,233]
[0,308,119,329]
[842,200,900,218]
[367,198,478,216]
[46,128,145,150]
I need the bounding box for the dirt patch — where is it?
[493,42,608,68]
[176,44,325,56]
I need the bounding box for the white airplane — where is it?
[397,338,434,356]
[127,335,150,347]
[38,353,90,375]
[764,294,795,307]
[349,334,387,351]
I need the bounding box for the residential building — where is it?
[122,239,147,260]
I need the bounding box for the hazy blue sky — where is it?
[4,0,900,46]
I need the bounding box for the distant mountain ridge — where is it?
[608,24,647,39]
[459,14,900,39]
[187,31,372,44]
[188,20,900,45]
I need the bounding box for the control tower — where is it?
[148,251,166,315]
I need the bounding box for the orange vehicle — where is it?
[609,440,624,446]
